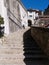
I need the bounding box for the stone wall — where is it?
[31,26,49,57]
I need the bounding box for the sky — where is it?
[21,0,49,11]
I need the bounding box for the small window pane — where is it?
[29,15,32,17]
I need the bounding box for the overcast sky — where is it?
[21,0,49,11]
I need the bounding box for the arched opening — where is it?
[28,20,32,26]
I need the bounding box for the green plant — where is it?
[0,16,4,38]
[0,16,4,25]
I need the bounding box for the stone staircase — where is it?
[0,27,49,65]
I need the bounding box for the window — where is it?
[29,15,32,17]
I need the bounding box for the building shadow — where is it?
[23,28,49,65]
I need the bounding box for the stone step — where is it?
[24,60,49,65]
[0,52,47,59]
[0,52,47,58]
[0,44,40,49]
[0,61,48,65]
[23,43,39,47]
[0,59,26,65]
[23,46,41,50]
[24,53,47,58]
[0,44,24,48]
[1,46,40,49]
[0,48,24,54]
[0,49,44,55]
[24,49,42,52]
[3,41,23,44]
[0,64,26,65]
[0,44,39,48]
[24,51,44,55]
[0,56,48,65]
[0,46,42,52]
[1,28,49,65]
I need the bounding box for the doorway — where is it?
[28,20,32,26]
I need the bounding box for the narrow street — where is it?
[0,0,49,65]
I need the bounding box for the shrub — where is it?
[0,16,4,38]
[0,16,4,24]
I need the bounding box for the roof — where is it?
[27,9,42,15]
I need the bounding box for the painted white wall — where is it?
[27,11,39,25]
[0,0,9,35]
[27,11,35,24]
[35,13,39,17]
[0,0,40,35]
[19,2,28,28]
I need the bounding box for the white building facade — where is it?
[27,9,40,26]
[0,0,22,35]
[27,10,35,25]
[0,0,9,35]
[0,0,42,35]
[18,1,28,28]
